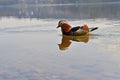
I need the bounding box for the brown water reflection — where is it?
[58,34,89,50]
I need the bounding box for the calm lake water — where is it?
[0,2,120,80]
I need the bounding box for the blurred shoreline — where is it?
[0,2,120,20]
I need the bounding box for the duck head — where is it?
[57,20,71,33]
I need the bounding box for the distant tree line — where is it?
[0,0,18,5]
[54,0,120,3]
[0,0,120,6]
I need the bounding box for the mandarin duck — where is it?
[57,20,98,36]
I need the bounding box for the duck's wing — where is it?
[70,26,82,32]
[71,26,89,36]
[70,26,86,36]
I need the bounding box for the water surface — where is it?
[0,3,120,80]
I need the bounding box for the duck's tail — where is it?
[89,27,98,32]
[82,24,98,32]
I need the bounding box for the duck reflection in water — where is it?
[58,34,89,50]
